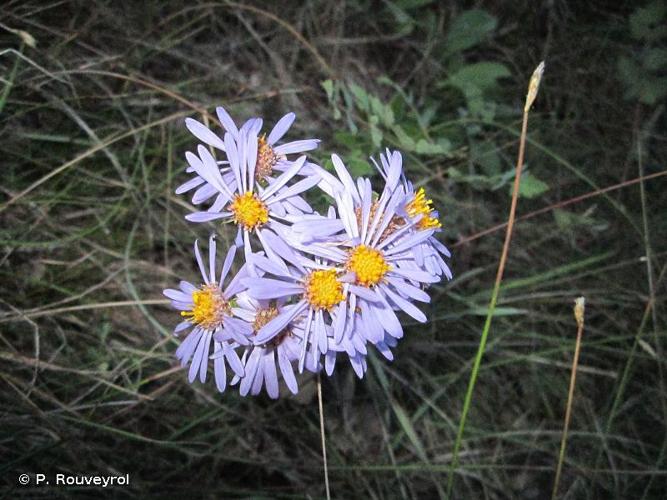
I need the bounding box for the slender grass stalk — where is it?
[0,42,23,115]
[552,297,586,499]
[446,61,545,497]
[636,125,658,336]
[0,299,170,323]
[636,114,667,498]
[317,373,331,500]
[592,262,667,478]
[0,110,191,214]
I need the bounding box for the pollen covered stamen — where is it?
[355,201,402,242]
[305,269,344,310]
[253,307,291,346]
[253,307,279,332]
[181,284,229,330]
[229,192,269,230]
[407,187,441,230]
[256,134,279,179]
[347,245,390,287]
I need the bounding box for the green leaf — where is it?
[369,116,383,147]
[491,168,517,190]
[392,125,416,151]
[617,56,641,97]
[554,209,578,231]
[415,138,451,155]
[341,86,358,133]
[618,56,667,104]
[347,155,372,177]
[391,400,428,461]
[638,76,667,105]
[445,9,497,54]
[384,0,416,35]
[471,140,502,176]
[443,62,510,116]
[321,79,334,98]
[553,208,609,236]
[323,151,370,178]
[349,83,369,111]
[629,1,667,41]
[333,130,362,148]
[369,95,395,127]
[447,166,496,190]
[447,62,511,92]
[643,47,667,71]
[321,79,342,120]
[395,0,434,9]
[513,172,549,199]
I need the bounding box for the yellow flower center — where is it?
[406,187,441,230]
[347,245,390,287]
[181,284,229,330]
[253,306,291,346]
[252,307,279,332]
[304,269,344,310]
[230,192,269,230]
[256,134,279,179]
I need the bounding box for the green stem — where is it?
[0,42,24,115]
[446,62,544,497]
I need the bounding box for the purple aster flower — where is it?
[222,292,320,398]
[177,106,321,209]
[322,327,397,379]
[241,252,358,373]
[283,153,442,351]
[162,235,251,392]
[177,109,260,208]
[323,320,368,379]
[372,149,453,279]
[184,123,322,271]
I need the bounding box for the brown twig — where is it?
[453,169,667,248]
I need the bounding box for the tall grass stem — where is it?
[317,373,331,500]
[551,297,586,499]
[445,61,545,497]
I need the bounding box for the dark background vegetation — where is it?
[1,0,666,498]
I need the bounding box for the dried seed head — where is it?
[574,296,585,328]
[525,61,545,112]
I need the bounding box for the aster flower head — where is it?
[177,107,321,210]
[372,149,453,279]
[241,251,358,373]
[284,152,444,351]
[163,235,251,392]
[184,125,323,271]
[224,292,320,399]
[168,99,454,396]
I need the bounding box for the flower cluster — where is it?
[164,107,452,398]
